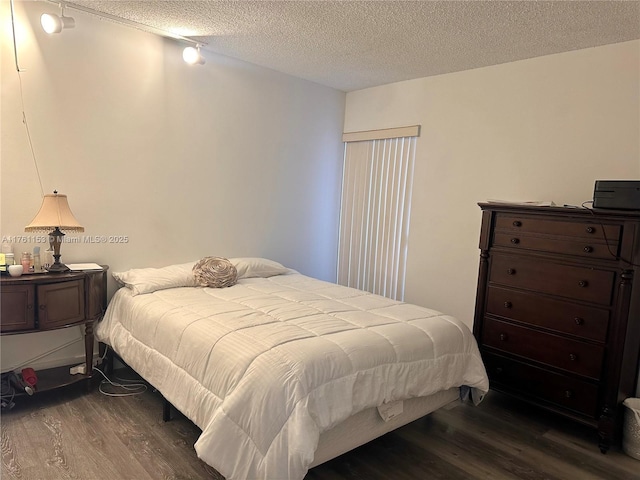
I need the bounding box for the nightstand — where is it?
[0,266,108,392]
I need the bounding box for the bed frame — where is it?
[102,344,460,469]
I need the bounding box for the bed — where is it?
[95,258,489,480]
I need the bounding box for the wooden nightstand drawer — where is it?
[483,352,599,417]
[493,232,617,259]
[489,254,615,305]
[486,286,609,342]
[495,214,621,243]
[482,318,604,379]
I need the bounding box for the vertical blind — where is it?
[338,126,419,300]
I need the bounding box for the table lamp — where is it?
[24,191,84,273]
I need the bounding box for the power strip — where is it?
[69,364,87,375]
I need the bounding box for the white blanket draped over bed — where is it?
[96,271,488,480]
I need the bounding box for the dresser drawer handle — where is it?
[27,304,34,310]
[507,268,516,275]
[39,305,46,310]
[510,238,520,244]
[583,246,593,253]
[565,389,573,398]
[504,301,513,309]
[586,226,595,234]
[569,353,577,361]
[574,317,584,325]
[578,280,588,288]
[512,221,522,227]
[499,333,508,341]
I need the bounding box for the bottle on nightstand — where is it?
[33,247,41,273]
[20,252,31,273]
[43,249,54,271]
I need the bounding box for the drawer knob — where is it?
[586,226,595,234]
[583,246,593,253]
[513,221,522,227]
[27,304,33,310]
[504,301,513,309]
[569,353,577,361]
[565,389,573,398]
[578,280,588,288]
[499,333,508,341]
[574,317,584,325]
[510,238,520,244]
[39,305,46,310]
[507,268,516,275]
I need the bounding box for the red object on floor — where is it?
[21,367,37,386]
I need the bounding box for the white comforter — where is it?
[96,272,488,480]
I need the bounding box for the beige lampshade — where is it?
[25,193,84,232]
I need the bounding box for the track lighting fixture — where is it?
[38,1,207,66]
[183,45,205,65]
[41,4,75,34]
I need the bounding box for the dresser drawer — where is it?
[489,254,615,305]
[495,214,621,243]
[486,286,609,342]
[483,352,599,417]
[493,232,616,259]
[482,318,604,379]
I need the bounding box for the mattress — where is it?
[96,271,488,480]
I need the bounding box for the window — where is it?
[338,126,419,300]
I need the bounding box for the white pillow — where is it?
[112,257,289,295]
[112,262,197,296]
[229,257,289,279]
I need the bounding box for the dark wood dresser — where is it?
[473,203,640,452]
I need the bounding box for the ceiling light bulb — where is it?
[41,13,61,34]
[183,46,205,65]
[40,12,75,34]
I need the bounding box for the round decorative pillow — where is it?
[192,256,238,288]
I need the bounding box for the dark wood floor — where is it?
[2,368,639,480]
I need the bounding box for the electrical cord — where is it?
[10,0,44,197]
[0,374,16,410]
[92,346,147,397]
[92,366,147,397]
[96,344,110,364]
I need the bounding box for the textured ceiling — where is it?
[67,1,640,92]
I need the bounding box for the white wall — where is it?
[345,40,640,395]
[1,1,345,372]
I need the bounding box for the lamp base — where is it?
[46,261,69,273]
[46,232,69,273]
